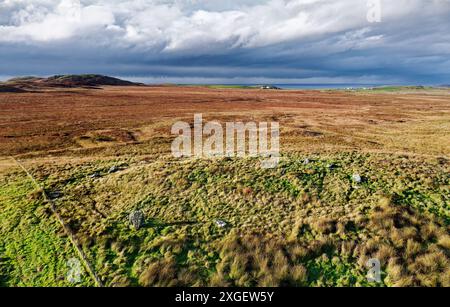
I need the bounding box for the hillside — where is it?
[0,85,27,93]
[3,74,143,89]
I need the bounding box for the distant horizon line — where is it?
[0,74,447,88]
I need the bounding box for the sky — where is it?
[0,0,449,85]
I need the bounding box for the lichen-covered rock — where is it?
[129,210,145,230]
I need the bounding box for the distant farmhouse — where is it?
[259,85,281,90]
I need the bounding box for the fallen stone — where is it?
[108,166,119,173]
[352,174,362,183]
[48,190,63,199]
[215,220,227,228]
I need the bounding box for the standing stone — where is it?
[129,210,145,230]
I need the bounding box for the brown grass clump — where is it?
[364,196,450,286]
[290,244,309,260]
[340,240,356,258]
[391,276,415,287]
[138,256,201,287]
[390,228,411,248]
[437,234,450,250]
[291,265,308,284]
[375,244,396,266]
[212,233,311,286]
[28,188,44,201]
[410,251,448,274]
[420,223,441,241]
[110,275,132,287]
[288,218,304,242]
[311,217,337,234]
[357,238,381,267]
[209,271,230,287]
[229,254,249,281]
[404,239,422,259]
[368,196,401,230]
[407,249,448,287]
[386,258,412,286]
[139,257,178,287]
[440,267,450,287]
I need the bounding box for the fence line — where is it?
[10,156,103,287]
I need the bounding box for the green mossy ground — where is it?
[2,151,447,286]
[0,173,93,286]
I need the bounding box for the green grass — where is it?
[0,172,93,286]
[2,151,445,286]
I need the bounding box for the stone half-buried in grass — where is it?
[352,174,362,183]
[109,166,119,173]
[89,172,101,179]
[47,190,63,200]
[215,220,227,228]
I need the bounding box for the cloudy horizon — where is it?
[1,0,449,85]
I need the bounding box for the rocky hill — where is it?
[2,74,144,90]
[0,85,28,93]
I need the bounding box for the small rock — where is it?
[108,166,119,173]
[129,210,145,230]
[352,174,362,183]
[437,157,448,165]
[215,220,227,228]
[48,190,63,199]
[89,172,101,179]
[303,158,310,165]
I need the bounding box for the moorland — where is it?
[0,78,449,286]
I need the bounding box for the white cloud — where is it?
[1,0,447,51]
[0,0,114,41]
